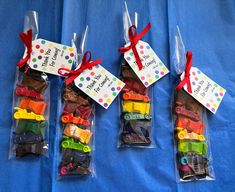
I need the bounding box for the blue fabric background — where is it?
[0,0,234,191]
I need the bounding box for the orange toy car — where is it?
[123,91,150,102]
[64,124,92,144]
[61,113,90,127]
[176,117,205,135]
[19,98,47,115]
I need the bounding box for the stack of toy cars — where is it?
[59,83,94,176]
[174,90,209,181]
[119,60,153,147]
[11,68,49,157]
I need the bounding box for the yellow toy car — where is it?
[175,127,205,141]
[63,124,92,144]
[14,107,45,121]
[122,101,150,115]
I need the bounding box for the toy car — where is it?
[63,88,89,105]
[176,117,205,135]
[25,67,46,81]
[185,153,209,179]
[19,97,47,115]
[61,136,91,153]
[21,75,48,93]
[123,113,152,121]
[64,124,92,144]
[123,91,150,102]
[175,101,201,121]
[15,84,44,100]
[13,132,43,144]
[121,132,151,145]
[61,113,90,126]
[60,148,91,167]
[177,153,209,180]
[74,105,93,119]
[175,127,205,141]
[178,164,194,180]
[14,107,45,121]
[122,69,139,79]
[178,140,207,155]
[175,90,203,116]
[15,141,46,157]
[60,162,91,176]
[121,121,151,145]
[16,120,46,135]
[122,78,148,95]
[63,103,92,119]
[123,121,150,136]
[122,101,150,115]
[121,61,139,79]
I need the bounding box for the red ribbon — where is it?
[119,23,151,70]
[17,29,32,68]
[176,51,193,93]
[58,51,102,85]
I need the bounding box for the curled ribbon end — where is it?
[188,85,192,94]
[17,29,33,69]
[176,51,193,93]
[138,65,143,71]
[65,79,72,86]
[118,47,124,53]
[175,86,181,91]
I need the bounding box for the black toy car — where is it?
[13,132,43,144]
[15,141,46,157]
[60,149,91,167]
[59,149,91,176]
[120,120,151,145]
[60,163,91,176]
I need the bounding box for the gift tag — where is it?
[74,65,125,109]
[181,67,226,114]
[124,40,169,87]
[26,39,76,76]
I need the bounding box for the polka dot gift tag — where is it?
[74,65,125,109]
[26,39,76,75]
[124,40,169,87]
[181,67,226,114]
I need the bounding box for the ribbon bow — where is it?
[17,29,33,68]
[176,51,193,93]
[119,23,151,70]
[58,51,102,85]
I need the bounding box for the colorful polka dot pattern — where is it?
[74,64,125,109]
[124,40,169,87]
[28,39,76,76]
[183,67,226,114]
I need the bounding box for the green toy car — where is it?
[178,140,207,155]
[123,113,152,121]
[61,136,91,153]
[16,120,46,136]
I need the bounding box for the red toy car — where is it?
[63,103,92,119]
[16,84,44,100]
[61,113,90,127]
[176,117,205,135]
[123,78,148,95]
[63,88,89,105]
